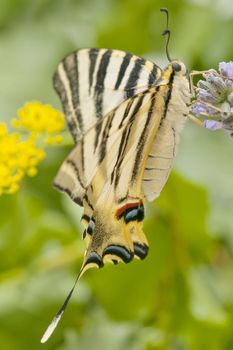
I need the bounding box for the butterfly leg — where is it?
[192,100,232,117]
[187,114,203,126]
[189,70,212,96]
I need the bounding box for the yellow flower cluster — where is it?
[0,102,65,195]
[12,101,65,145]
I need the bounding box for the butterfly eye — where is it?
[171,61,187,75]
[172,63,182,72]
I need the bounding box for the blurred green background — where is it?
[0,0,233,349]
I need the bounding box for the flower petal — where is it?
[204,73,227,93]
[219,61,233,80]
[191,102,218,117]
[203,120,222,130]
[191,102,207,116]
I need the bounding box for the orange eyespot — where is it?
[116,202,140,219]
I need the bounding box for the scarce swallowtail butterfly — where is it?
[41,8,192,343]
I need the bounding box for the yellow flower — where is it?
[0,101,65,196]
[27,167,38,177]
[45,134,63,145]
[12,101,65,143]
[0,123,7,137]
[0,122,45,195]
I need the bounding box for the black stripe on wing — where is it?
[125,58,145,98]
[62,53,83,133]
[53,72,78,138]
[66,159,85,189]
[53,183,83,206]
[112,94,145,188]
[131,90,158,181]
[95,49,113,118]
[148,64,160,87]
[99,110,115,164]
[114,52,132,90]
[94,50,112,149]
[118,97,135,129]
[161,71,175,122]
[88,48,99,94]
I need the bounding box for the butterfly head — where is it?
[162,58,191,116]
[162,60,188,83]
[170,60,187,76]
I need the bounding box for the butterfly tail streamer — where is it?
[40,263,90,343]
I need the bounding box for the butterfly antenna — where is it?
[40,266,85,343]
[160,8,172,62]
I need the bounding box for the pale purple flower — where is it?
[219,61,233,80]
[192,61,233,138]
[191,102,217,117]
[196,71,231,104]
[203,71,226,91]
[203,120,222,130]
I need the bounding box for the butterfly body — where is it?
[53,49,190,271]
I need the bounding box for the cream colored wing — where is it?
[79,81,178,270]
[53,48,162,142]
[53,48,163,205]
[142,62,190,201]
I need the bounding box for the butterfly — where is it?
[41,8,191,343]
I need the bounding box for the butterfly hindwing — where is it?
[79,82,181,269]
[142,124,177,201]
[142,65,190,201]
[54,58,191,269]
[78,62,191,269]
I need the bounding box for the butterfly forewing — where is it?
[53,49,163,206]
[143,125,176,201]
[53,48,162,143]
